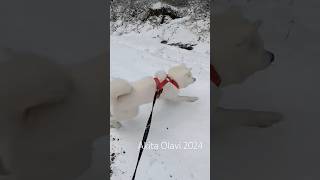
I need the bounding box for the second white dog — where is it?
[212,8,283,130]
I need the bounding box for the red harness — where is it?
[210,64,221,87]
[154,75,179,91]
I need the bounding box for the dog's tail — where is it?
[110,78,132,103]
[0,49,72,112]
[0,48,73,175]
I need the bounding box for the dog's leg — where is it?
[110,115,122,129]
[171,96,199,102]
[110,120,122,129]
[216,107,283,128]
[110,107,139,129]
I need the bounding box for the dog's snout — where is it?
[193,77,196,82]
[267,51,275,62]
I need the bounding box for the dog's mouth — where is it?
[262,50,275,67]
[266,50,275,63]
[259,50,276,71]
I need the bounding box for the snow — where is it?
[111,14,209,44]
[213,0,320,179]
[151,2,178,11]
[151,2,164,9]
[109,25,210,179]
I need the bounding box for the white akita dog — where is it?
[0,49,106,179]
[110,64,198,128]
[212,8,282,130]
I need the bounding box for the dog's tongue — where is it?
[210,65,221,86]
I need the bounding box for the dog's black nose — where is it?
[267,51,275,62]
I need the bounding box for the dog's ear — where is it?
[0,49,73,112]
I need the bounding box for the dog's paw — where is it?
[186,96,199,102]
[110,121,122,129]
[244,112,283,128]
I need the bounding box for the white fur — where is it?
[110,64,198,128]
[213,8,282,130]
[0,49,107,179]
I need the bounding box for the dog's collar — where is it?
[154,75,179,90]
[211,65,221,87]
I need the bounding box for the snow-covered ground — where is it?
[109,20,210,179]
[214,0,320,179]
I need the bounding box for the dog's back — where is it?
[110,79,132,103]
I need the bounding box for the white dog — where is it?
[110,64,198,128]
[212,8,282,130]
[0,48,106,179]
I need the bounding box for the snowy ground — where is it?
[109,26,210,179]
[214,0,320,179]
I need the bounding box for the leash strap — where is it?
[132,90,161,180]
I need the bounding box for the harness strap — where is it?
[132,90,161,180]
[154,75,179,90]
[210,64,221,87]
[166,76,179,89]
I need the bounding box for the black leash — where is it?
[132,89,162,180]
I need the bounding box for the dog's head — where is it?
[213,7,275,86]
[168,64,196,88]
